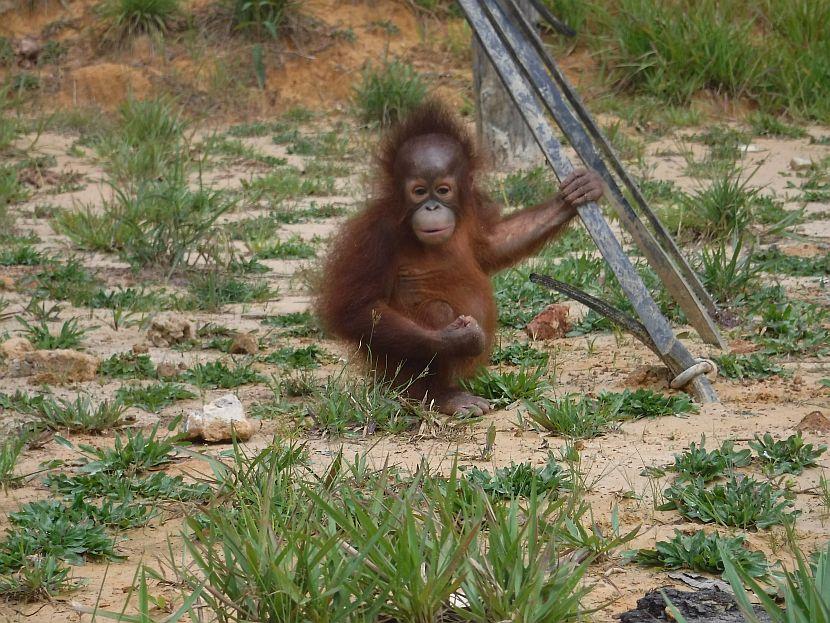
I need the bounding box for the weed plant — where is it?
[173,445,593,622]
[311,372,426,434]
[186,271,273,311]
[461,366,549,409]
[246,233,316,259]
[183,360,265,389]
[230,0,298,39]
[99,351,156,379]
[661,476,797,529]
[353,59,426,126]
[635,529,771,579]
[99,0,180,44]
[463,455,571,498]
[754,300,830,356]
[73,422,179,475]
[261,345,329,368]
[670,438,752,482]
[491,342,550,367]
[491,166,557,209]
[754,248,830,277]
[18,317,86,350]
[719,538,830,623]
[750,433,826,476]
[241,168,336,202]
[598,388,697,420]
[714,353,786,380]
[525,395,616,439]
[36,396,126,432]
[0,554,75,602]
[262,310,322,337]
[116,382,196,412]
[0,244,43,266]
[748,113,807,138]
[0,432,27,490]
[697,238,760,305]
[47,470,211,502]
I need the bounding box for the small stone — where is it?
[8,349,99,384]
[156,362,179,379]
[147,313,194,348]
[790,157,812,171]
[132,342,150,354]
[525,304,570,340]
[795,411,830,433]
[16,36,42,60]
[184,394,256,442]
[229,333,258,355]
[0,337,34,360]
[742,144,763,153]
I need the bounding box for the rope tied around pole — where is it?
[670,358,718,390]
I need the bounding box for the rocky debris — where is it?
[156,362,184,379]
[795,410,830,433]
[132,341,150,354]
[15,36,42,65]
[148,313,194,347]
[525,304,570,340]
[0,337,34,360]
[618,587,770,623]
[7,349,99,384]
[623,365,670,389]
[229,333,259,355]
[789,156,812,171]
[184,394,256,442]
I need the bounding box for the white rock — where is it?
[184,394,256,442]
[742,144,763,153]
[790,157,812,171]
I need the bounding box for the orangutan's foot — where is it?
[435,390,491,418]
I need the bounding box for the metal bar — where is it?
[529,273,660,355]
[458,0,718,403]
[526,0,576,37]
[503,0,724,326]
[494,0,725,349]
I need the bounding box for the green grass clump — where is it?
[261,345,330,369]
[720,539,829,623]
[461,367,549,410]
[18,317,87,350]
[463,456,570,498]
[491,166,557,209]
[311,373,425,435]
[0,554,75,602]
[36,396,126,432]
[714,353,786,380]
[661,476,797,529]
[99,0,180,44]
[246,233,317,259]
[697,238,760,305]
[491,342,550,367]
[754,248,830,277]
[635,529,771,579]
[669,438,752,483]
[186,271,273,311]
[75,422,179,475]
[525,395,617,439]
[0,244,44,266]
[0,433,27,490]
[598,388,697,420]
[230,0,298,39]
[116,382,196,413]
[28,259,100,306]
[171,446,591,623]
[754,300,830,356]
[99,352,156,379]
[748,112,807,138]
[183,360,265,389]
[353,59,426,126]
[750,433,826,476]
[241,168,336,203]
[57,181,234,272]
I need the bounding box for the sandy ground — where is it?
[0,115,829,622]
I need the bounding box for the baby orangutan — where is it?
[317,101,604,417]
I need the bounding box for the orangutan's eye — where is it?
[436,185,451,196]
[413,187,427,197]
